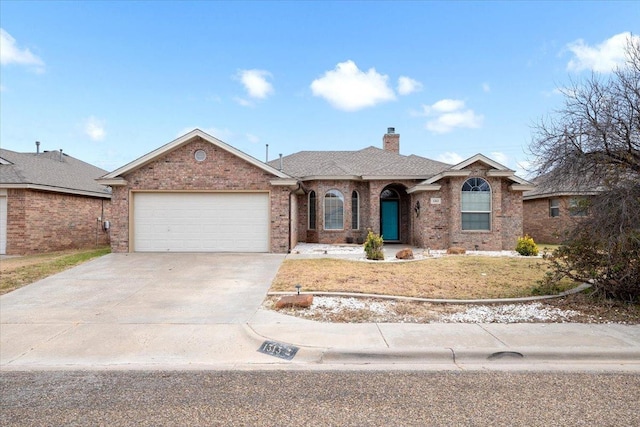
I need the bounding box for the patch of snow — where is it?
[309,296,394,315]
[438,303,580,323]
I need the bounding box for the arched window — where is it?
[351,191,359,230]
[324,190,344,230]
[461,178,491,230]
[308,191,317,229]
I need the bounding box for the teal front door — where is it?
[381,200,399,241]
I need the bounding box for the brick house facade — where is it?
[0,149,111,255]
[99,129,533,253]
[523,195,593,244]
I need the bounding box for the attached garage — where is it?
[132,192,270,252]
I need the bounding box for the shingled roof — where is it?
[268,146,451,179]
[0,148,111,198]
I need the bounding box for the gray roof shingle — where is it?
[268,146,451,179]
[0,149,111,197]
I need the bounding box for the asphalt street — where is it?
[2,370,639,426]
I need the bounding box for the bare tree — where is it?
[531,36,640,302]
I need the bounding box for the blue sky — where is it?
[1,1,638,177]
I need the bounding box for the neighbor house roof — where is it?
[269,146,451,180]
[0,148,111,198]
[523,173,604,200]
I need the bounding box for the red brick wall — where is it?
[108,137,290,253]
[412,164,525,251]
[5,188,110,255]
[297,179,418,245]
[523,196,587,244]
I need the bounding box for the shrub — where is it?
[516,235,539,256]
[364,230,384,260]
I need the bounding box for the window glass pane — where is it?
[462,213,490,230]
[309,191,316,229]
[351,191,359,230]
[569,197,588,217]
[461,178,491,230]
[549,198,560,217]
[324,190,344,230]
[461,192,490,211]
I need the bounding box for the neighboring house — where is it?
[0,147,112,255]
[98,128,533,254]
[523,175,600,244]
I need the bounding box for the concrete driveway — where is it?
[1,253,287,368]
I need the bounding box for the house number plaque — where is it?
[430,198,442,205]
[258,340,299,360]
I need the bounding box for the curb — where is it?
[267,283,592,305]
[318,347,640,365]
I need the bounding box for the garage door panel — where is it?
[133,193,269,252]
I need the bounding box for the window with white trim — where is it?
[549,198,560,217]
[351,191,359,230]
[308,191,317,229]
[461,177,491,231]
[569,197,588,217]
[324,190,344,230]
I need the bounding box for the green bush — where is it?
[364,230,384,260]
[515,235,539,256]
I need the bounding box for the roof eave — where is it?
[96,178,128,186]
[0,183,112,198]
[406,184,442,194]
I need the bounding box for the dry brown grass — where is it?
[0,247,110,295]
[270,256,577,299]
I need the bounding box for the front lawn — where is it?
[270,256,578,299]
[0,247,111,295]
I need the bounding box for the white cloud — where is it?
[482,82,491,93]
[419,99,484,134]
[437,152,465,165]
[246,133,260,144]
[233,96,254,107]
[490,151,509,166]
[397,76,423,95]
[84,116,106,141]
[566,32,639,73]
[236,69,274,99]
[310,60,396,111]
[0,28,45,73]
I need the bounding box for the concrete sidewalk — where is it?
[248,309,640,370]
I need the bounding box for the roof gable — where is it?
[409,153,534,193]
[100,129,292,182]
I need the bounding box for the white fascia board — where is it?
[420,170,470,185]
[299,175,363,181]
[0,183,112,198]
[406,184,442,194]
[102,129,292,180]
[360,175,428,181]
[269,179,299,186]
[486,170,516,177]
[452,153,510,171]
[96,178,128,186]
[510,184,537,192]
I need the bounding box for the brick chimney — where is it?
[383,127,399,153]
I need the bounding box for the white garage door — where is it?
[133,192,270,252]
[0,195,7,255]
